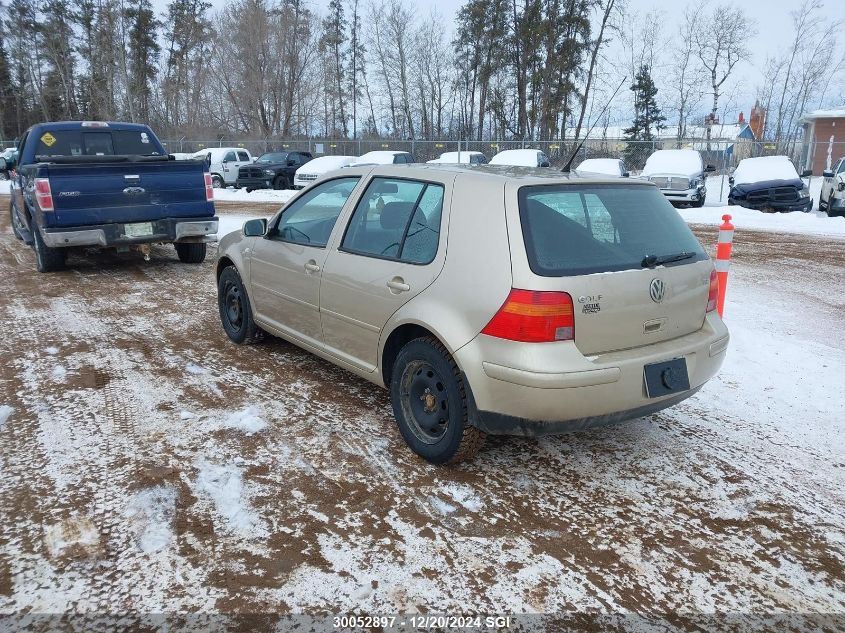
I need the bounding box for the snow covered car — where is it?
[820,157,845,217]
[489,149,550,167]
[348,150,415,167]
[215,164,728,464]
[728,156,813,213]
[642,149,714,207]
[427,151,488,165]
[574,158,628,178]
[293,155,356,189]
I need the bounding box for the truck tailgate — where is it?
[44,160,213,227]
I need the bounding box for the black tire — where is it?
[217,265,263,344]
[272,175,288,190]
[389,336,485,464]
[32,221,66,272]
[691,195,706,208]
[211,174,224,188]
[175,242,207,263]
[246,188,253,193]
[10,201,24,241]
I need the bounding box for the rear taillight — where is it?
[482,289,575,343]
[204,172,214,201]
[34,178,54,211]
[706,269,719,312]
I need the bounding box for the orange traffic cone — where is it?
[715,214,734,318]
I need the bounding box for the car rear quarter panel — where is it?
[378,172,513,371]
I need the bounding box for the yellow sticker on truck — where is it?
[40,132,56,147]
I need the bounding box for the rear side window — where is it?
[34,129,164,157]
[519,184,706,276]
[342,177,443,264]
[237,151,250,161]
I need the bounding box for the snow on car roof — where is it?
[489,149,543,166]
[642,149,703,177]
[295,155,355,174]
[574,158,623,176]
[732,156,800,185]
[427,151,484,164]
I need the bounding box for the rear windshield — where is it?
[34,129,164,158]
[519,184,706,277]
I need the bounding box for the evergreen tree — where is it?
[623,64,665,167]
[125,0,161,123]
[320,0,347,136]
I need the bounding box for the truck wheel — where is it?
[175,242,207,263]
[390,336,485,464]
[217,265,263,344]
[211,174,224,188]
[273,175,288,190]
[10,201,24,241]
[692,196,706,208]
[32,224,67,272]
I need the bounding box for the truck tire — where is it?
[32,223,67,272]
[175,242,207,263]
[273,175,288,190]
[217,265,263,344]
[211,174,224,188]
[691,195,706,208]
[390,336,485,464]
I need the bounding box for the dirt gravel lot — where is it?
[1,196,844,630]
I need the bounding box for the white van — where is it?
[191,147,254,188]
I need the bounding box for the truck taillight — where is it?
[482,289,575,343]
[707,269,719,312]
[204,173,214,201]
[34,178,54,212]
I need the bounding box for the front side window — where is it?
[223,151,236,162]
[342,177,443,264]
[519,184,706,276]
[838,159,845,174]
[272,177,360,247]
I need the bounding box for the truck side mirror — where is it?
[287,159,296,167]
[728,176,735,186]
[801,169,813,177]
[243,218,268,237]
[823,170,834,178]
[622,171,630,178]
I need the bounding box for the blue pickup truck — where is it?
[9,121,218,272]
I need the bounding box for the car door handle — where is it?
[387,278,410,293]
[304,261,321,273]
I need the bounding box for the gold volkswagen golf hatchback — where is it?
[216,165,729,463]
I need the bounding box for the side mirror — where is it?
[704,164,716,173]
[822,170,834,178]
[729,176,735,186]
[540,161,550,168]
[801,169,813,177]
[287,159,296,167]
[243,218,268,237]
[622,171,630,178]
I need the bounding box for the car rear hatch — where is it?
[44,160,213,227]
[507,180,713,356]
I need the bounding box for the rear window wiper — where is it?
[641,251,696,268]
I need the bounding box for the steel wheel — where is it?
[223,281,243,330]
[399,359,450,444]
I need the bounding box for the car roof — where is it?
[334,163,652,187]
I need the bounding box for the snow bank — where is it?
[0,405,13,429]
[732,156,799,185]
[678,204,845,237]
[642,149,702,176]
[195,461,261,534]
[219,406,267,435]
[213,187,296,204]
[125,486,177,553]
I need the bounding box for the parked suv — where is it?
[236,151,313,192]
[642,149,714,207]
[216,165,728,463]
[820,157,845,217]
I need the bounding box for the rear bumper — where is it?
[40,218,218,248]
[235,176,273,189]
[455,312,729,436]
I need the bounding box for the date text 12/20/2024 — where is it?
[332,615,513,629]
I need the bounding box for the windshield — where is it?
[34,129,164,157]
[257,153,287,163]
[518,184,706,277]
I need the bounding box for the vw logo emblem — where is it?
[649,278,666,303]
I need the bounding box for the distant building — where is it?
[799,107,845,174]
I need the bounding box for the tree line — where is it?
[0,0,841,147]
